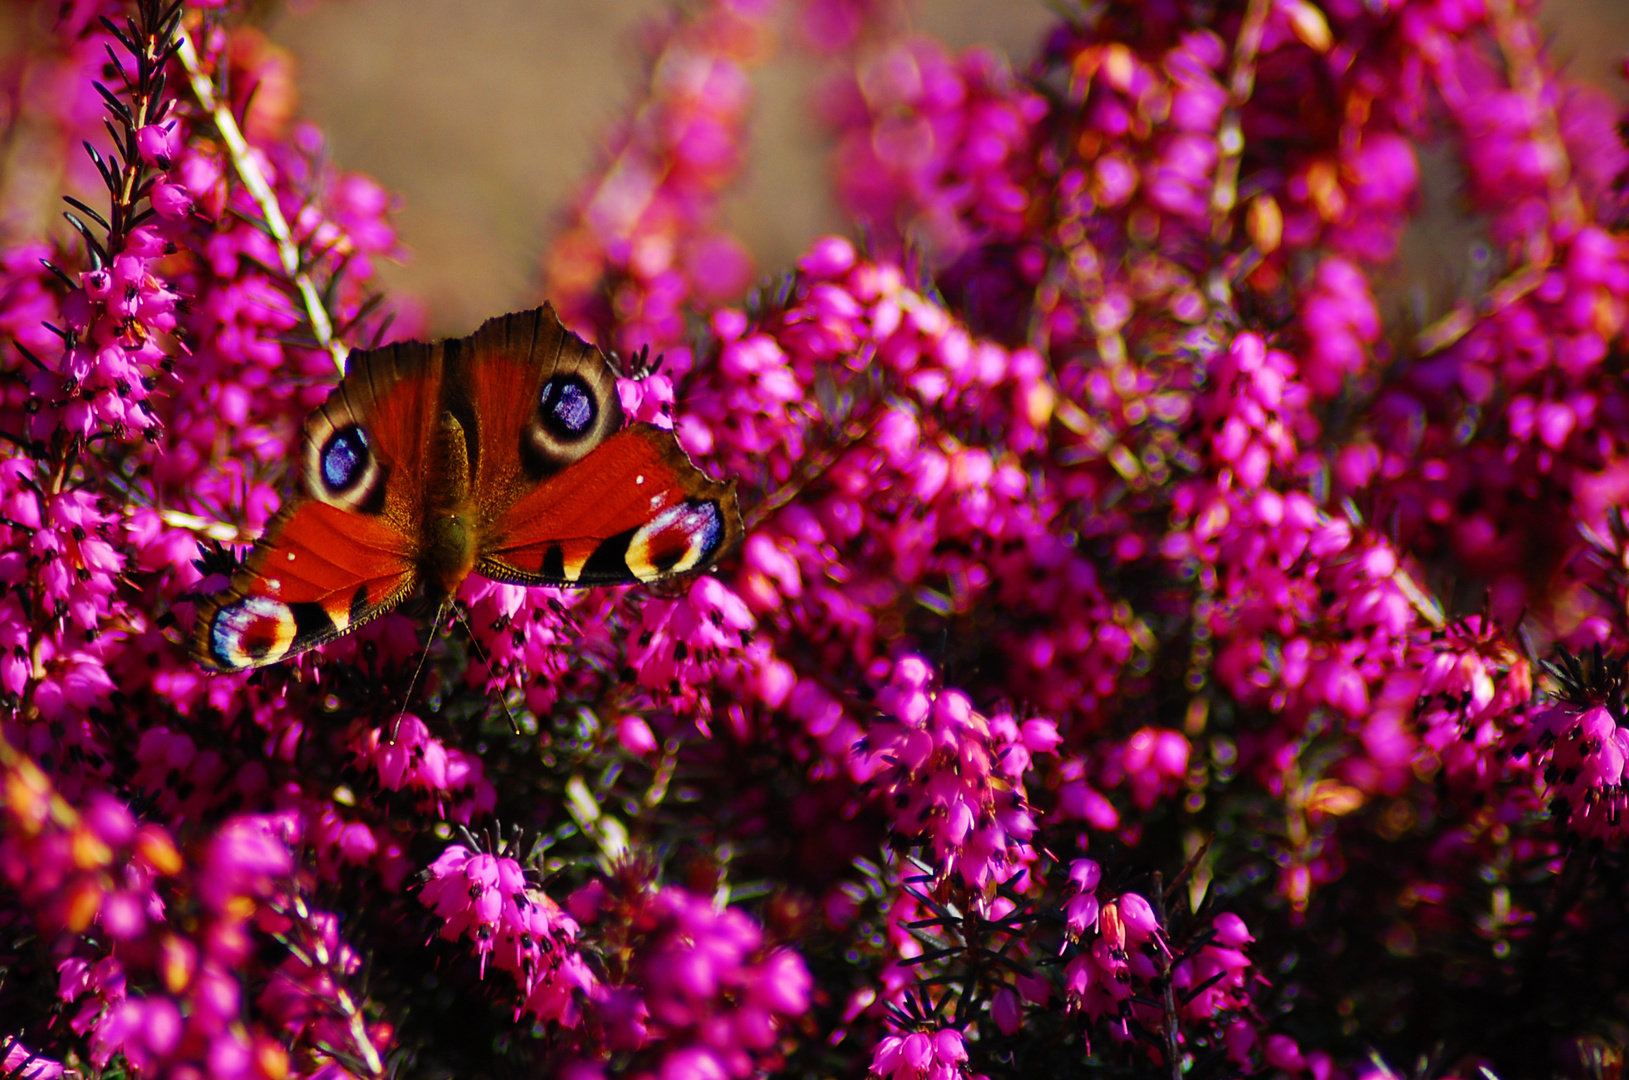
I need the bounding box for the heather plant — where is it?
[1,0,1628,1078]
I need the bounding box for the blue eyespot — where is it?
[539,375,596,439]
[321,425,369,492]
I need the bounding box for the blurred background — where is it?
[263,1,1075,334]
[5,1,1627,335]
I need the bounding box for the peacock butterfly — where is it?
[190,303,743,672]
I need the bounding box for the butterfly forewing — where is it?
[302,337,444,531]
[445,305,624,525]
[191,339,445,671]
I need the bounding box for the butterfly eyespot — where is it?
[210,595,298,669]
[538,374,596,439]
[522,367,619,474]
[321,425,370,491]
[304,422,386,512]
[625,498,726,580]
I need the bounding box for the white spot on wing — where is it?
[636,474,645,484]
[287,552,297,561]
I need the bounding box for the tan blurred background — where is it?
[4,2,1626,335]
[263,1,1078,334]
[261,0,1629,336]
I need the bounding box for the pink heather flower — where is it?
[1116,893,1160,943]
[1213,912,1254,948]
[991,987,1022,1035]
[656,1046,727,1080]
[798,234,857,278]
[421,846,515,972]
[1172,913,1255,1020]
[617,714,660,755]
[353,716,497,822]
[196,817,292,912]
[871,1026,969,1080]
[1266,1033,1307,1073]
[0,1040,63,1080]
[1068,857,1101,891]
[151,181,193,219]
[419,843,595,1023]
[824,35,1044,266]
[1300,256,1382,398]
[135,122,178,168]
[1065,893,1101,938]
[1063,856,1104,936]
[369,715,451,791]
[626,574,755,717]
[634,887,811,1074]
[1529,704,1629,840]
[1226,1018,1258,1066]
[1118,727,1190,810]
[1056,762,1122,831]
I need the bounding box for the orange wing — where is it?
[191,503,419,670]
[190,339,444,671]
[477,424,742,587]
[444,304,624,528]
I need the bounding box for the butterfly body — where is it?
[192,305,742,672]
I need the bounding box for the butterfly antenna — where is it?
[391,596,450,742]
[452,604,522,735]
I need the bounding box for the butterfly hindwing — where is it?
[190,339,445,671]
[190,502,420,670]
[478,424,743,587]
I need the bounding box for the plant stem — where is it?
[173,27,349,375]
[1152,870,1183,1080]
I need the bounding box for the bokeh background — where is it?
[6,1,1628,335]
[263,1,1069,334]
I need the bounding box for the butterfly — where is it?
[190,304,743,672]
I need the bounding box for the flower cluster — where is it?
[1530,704,1629,839]
[628,887,812,1078]
[869,1026,969,1080]
[820,34,1045,267]
[419,843,597,1024]
[856,655,1052,896]
[1058,857,1255,1059]
[355,714,497,824]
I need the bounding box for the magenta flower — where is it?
[567,885,814,1078]
[0,1040,64,1080]
[419,841,597,1025]
[870,1026,969,1080]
